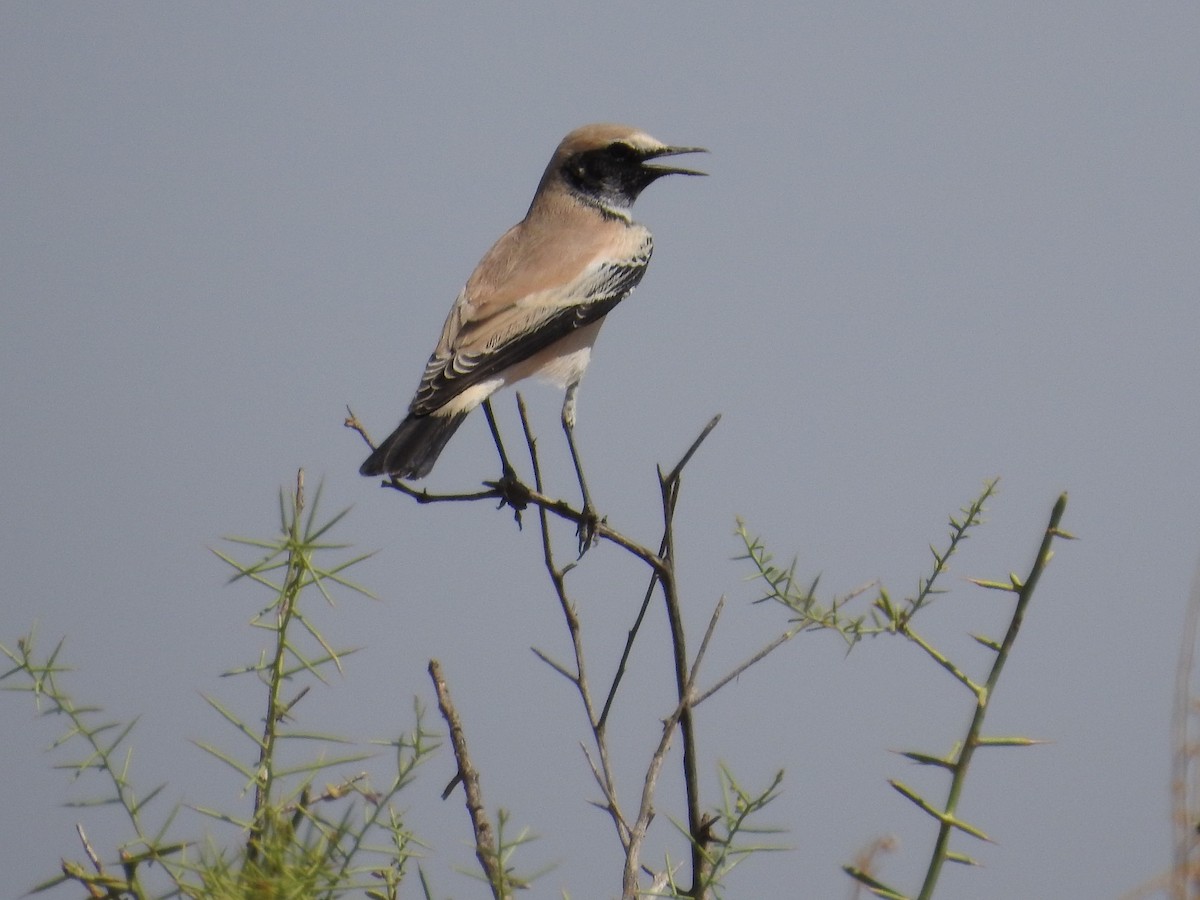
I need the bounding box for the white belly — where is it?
[434,320,603,416]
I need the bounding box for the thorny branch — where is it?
[349,398,820,897]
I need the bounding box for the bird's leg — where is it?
[482,398,518,483]
[482,397,527,525]
[562,383,600,555]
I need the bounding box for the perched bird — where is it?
[360,123,705,516]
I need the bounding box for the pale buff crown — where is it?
[550,123,668,161]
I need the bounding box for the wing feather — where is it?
[410,252,649,415]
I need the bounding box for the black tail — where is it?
[359,411,469,479]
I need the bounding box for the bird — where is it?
[359,123,705,526]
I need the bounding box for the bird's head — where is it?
[546,123,707,214]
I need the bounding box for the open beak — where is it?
[642,145,709,177]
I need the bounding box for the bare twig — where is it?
[687,595,726,692]
[520,405,724,898]
[343,405,373,447]
[665,414,722,484]
[351,398,667,568]
[655,455,708,897]
[361,396,727,896]
[345,403,518,506]
[76,823,103,873]
[386,481,504,505]
[428,659,505,899]
[602,416,722,732]
[623,686,690,898]
[599,536,668,732]
[519,395,631,852]
[691,626,802,708]
[627,419,722,896]
[581,742,634,845]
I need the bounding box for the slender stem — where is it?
[915,492,1069,900]
[429,659,506,899]
[600,416,720,731]
[692,625,800,707]
[902,626,984,696]
[622,686,693,898]
[518,395,630,851]
[904,480,997,621]
[657,468,708,897]
[599,540,666,732]
[250,473,306,858]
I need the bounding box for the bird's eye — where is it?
[608,142,639,161]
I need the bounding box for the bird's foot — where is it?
[485,465,530,528]
[576,504,602,557]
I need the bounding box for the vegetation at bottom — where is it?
[4,418,1086,898]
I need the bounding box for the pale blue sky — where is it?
[3,4,1198,897]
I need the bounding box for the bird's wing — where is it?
[409,216,652,417]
